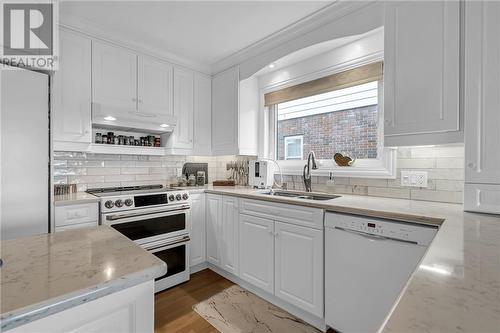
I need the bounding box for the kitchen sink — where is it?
[260,190,340,201]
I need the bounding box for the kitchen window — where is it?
[284,135,303,160]
[265,61,397,178]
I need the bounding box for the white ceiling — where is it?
[60,1,332,69]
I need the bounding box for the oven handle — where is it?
[105,205,190,221]
[144,235,190,252]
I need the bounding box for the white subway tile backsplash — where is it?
[368,187,411,199]
[120,167,149,175]
[435,179,464,191]
[104,174,135,182]
[436,157,464,169]
[136,161,162,167]
[67,175,105,184]
[398,158,436,169]
[410,189,463,204]
[87,167,120,176]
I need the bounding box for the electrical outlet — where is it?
[401,170,428,188]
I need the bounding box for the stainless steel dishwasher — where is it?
[324,212,438,333]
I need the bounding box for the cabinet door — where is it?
[193,73,212,155]
[239,214,274,294]
[92,41,137,112]
[206,194,222,267]
[274,222,323,317]
[190,193,206,267]
[170,67,194,150]
[221,196,239,275]
[52,30,91,143]
[137,56,173,117]
[212,66,239,155]
[464,0,500,184]
[384,1,460,145]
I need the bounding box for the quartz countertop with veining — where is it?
[53,192,100,206]
[0,226,166,331]
[202,185,500,333]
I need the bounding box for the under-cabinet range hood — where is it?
[92,103,177,134]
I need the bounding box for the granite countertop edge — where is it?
[1,263,166,331]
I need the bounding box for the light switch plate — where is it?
[401,170,428,187]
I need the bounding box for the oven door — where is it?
[102,205,190,245]
[144,235,190,292]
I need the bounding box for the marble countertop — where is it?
[0,226,166,331]
[54,192,100,206]
[202,186,500,333]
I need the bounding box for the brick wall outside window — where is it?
[277,105,379,160]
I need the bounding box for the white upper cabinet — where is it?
[464,0,500,214]
[52,29,92,143]
[167,67,194,151]
[211,66,259,156]
[212,66,240,154]
[137,56,173,117]
[193,73,212,155]
[92,41,137,112]
[384,1,461,146]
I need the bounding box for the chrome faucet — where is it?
[303,151,318,192]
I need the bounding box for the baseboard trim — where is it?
[190,262,208,274]
[204,263,327,332]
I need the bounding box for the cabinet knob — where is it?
[467,162,476,169]
[132,98,137,102]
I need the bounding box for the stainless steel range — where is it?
[87,185,191,292]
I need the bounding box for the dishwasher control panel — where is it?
[325,213,438,246]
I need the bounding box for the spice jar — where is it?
[154,137,161,147]
[102,135,108,144]
[95,133,102,144]
[107,132,114,144]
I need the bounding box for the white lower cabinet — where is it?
[239,214,275,294]
[54,203,99,231]
[190,193,206,267]
[206,194,223,266]
[204,195,324,318]
[221,196,239,275]
[10,281,154,333]
[274,222,323,317]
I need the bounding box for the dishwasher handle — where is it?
[334,226,418,245]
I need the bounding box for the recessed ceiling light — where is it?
[160,124,169,128]
[104,116,116,121]
[268,63,276,69]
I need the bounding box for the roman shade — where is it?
[264,61,383,106]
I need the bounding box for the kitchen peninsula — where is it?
[0,226,166,332]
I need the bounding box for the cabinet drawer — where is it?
[464,183,500,214]
[239,199,323,229]
[55,221,98,232]
[55,203,99,227]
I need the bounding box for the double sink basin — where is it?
[260,190,340,201]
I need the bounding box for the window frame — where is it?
[283,135,304,160]
[262,58,397,179]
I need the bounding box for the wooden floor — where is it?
[154,269,234,333]
[155,269,334,333]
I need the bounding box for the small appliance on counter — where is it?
[182,163,208,186]
[249,160,275,189]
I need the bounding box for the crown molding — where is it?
[211,1,378,75]
[58,15,212,75]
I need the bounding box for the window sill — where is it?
[276,148,397,179]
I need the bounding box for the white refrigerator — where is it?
[1,66,50,240]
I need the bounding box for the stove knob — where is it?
[182,193,189,200]
[104,200,114,209]
[124,199,133,206]
[175,194,182,201]
[169,194,175,202]
[115,199,124,208]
